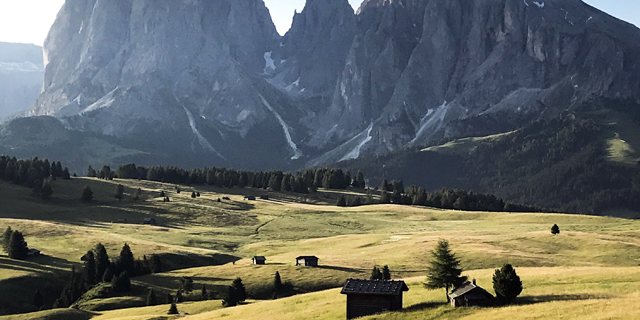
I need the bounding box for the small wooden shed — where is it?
[295,256,319,267]
[341,279,409,319]
[244,195,256,201]
[252,256,266,265]
[448,280,494,307]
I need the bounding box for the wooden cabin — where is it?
[244,195,256,201]
[295,256,319,267]
[252,256,266,265]
[341,279,409,319]
[448,280,494,307]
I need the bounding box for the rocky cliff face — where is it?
[21,0,640,170]
[0,42,44,120]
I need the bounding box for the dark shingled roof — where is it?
[448,281,494,299]
[341,279,409,296]
[253,256,266,260]
[296,256,318,260]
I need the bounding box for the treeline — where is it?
[338,185,542,213]
[93,164,367,194]
[52,243,162,309]
[0,156,71,199]
[2,226,29,260]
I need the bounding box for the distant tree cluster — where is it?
[0,156,71,199]
[109,163,368,194]
[370,265,391,280]
[52,242,162,308]
[2,226,29,260]
[87,165,114,180]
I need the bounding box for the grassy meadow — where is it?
[0,177,639,319]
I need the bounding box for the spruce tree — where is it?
[337,195,347,207]
[111,271,131,292]
[82,185,93,202]
[201,284,208,300]
[273,271,282,294]
[118,243,135,275]
[168,302,179,314]
[492,264,523,304]
[87,166,97,177]
[82,250,96,286]
[222,286,237,307]
[115,184,125,200]
[2,226,12,253]
[425,239,467,301]
[370,266,383,280]
[40,179,53,200]
[8,231,28,260]
[33,289,44,309]
[147,288,158,306]
[94,243,110,282]
[191,191,197,198]
[232,277,246,303]
[551,224,560,235]
[382,265,391,280]
[380,190,391,204]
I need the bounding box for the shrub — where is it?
[492,264,523,304]
[551,224,560,234]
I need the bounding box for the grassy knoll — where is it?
[1,177,640,318]
[184,267,640,320]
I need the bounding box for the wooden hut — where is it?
[295,256,319,267]
[252,256,266,265]
[340,279,409,319]
[448,280,494,307]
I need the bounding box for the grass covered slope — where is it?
[1,176,640,318]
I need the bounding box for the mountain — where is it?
[0,42,44,120]
[3,0,640,213]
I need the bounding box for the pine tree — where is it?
[425,239,467,302]
[232,277,247,303]
[87,165,97,177]
[222,286,237,307]
[82,185,93,202]
[380,190,391,204]
[273,271,283,294]
[492,264,523,304]
[94,243,110,283]
[551,224,560,234]
[168,302,179,314]
[191,191,196,198]
[111,271,131,292]
[337,195,347,207]
[370,266,383,280]
[8,231,28,260]
[62,168,71,180]
[147,288,158,306]
[382,265,391,280]
[83,250,96,286]
[2,226,12,253]
[41,179,53,200]
[355,171,366,189]
[118,243,135,275]
[115,184,125,200]
[102,266,114,283]
[201,284,208,300]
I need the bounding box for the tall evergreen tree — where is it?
[425,239,467,302]
[2,226,12,253]
[380,190,391,204]
[370,266,383,280]
[168,302,179,314]
[337,195,347,207]
[118,243,135,275]
[232,277,247,303]
[492,264,523,304]
[382,265,391,280]
[201,284,208,300]
[147,288,158,306]
[40,179,53,200]
[222,286,237,307]
[94,243,110,282]
[33,289,44,309]
[115,184,125,200]
[83,250,96,286]
[273,271,283,294]
[87,165,97,177]
[8,231,28,260]
[551,224,560,234]
[82,185,93,202]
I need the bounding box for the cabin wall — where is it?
[346,294,395,320]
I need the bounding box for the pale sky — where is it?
[0,0,638,46]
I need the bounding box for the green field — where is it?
[1,177,640,319]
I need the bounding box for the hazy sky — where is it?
[0,0,638,46]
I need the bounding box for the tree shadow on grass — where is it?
[403,301,448,312]
[316,265,366,273]
[514,294,613,306]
